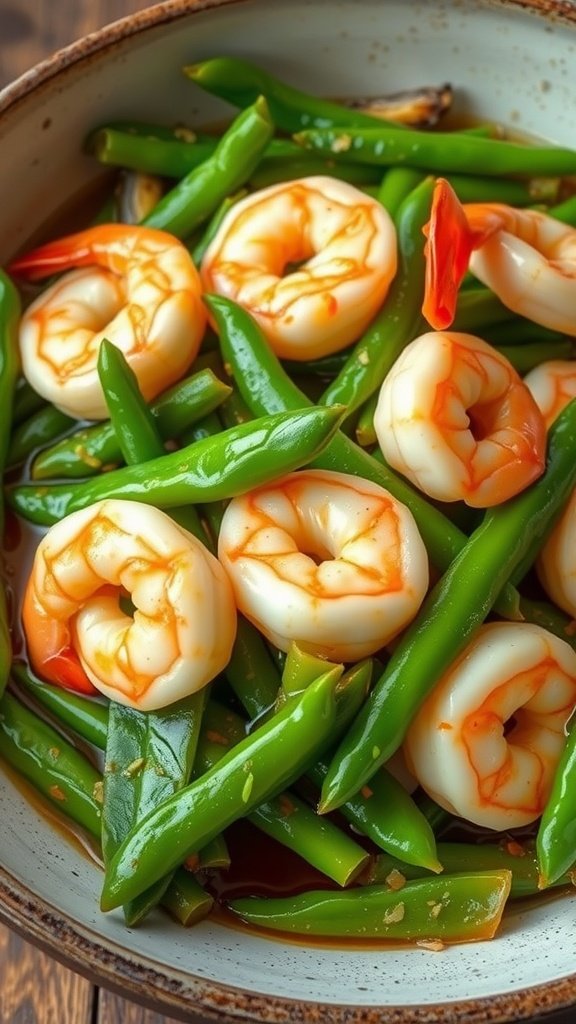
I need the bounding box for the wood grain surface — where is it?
[0,13,177,1024]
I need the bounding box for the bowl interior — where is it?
[1,0,576,1020]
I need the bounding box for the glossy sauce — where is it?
[2,143,576,953]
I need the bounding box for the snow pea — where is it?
[294,125,576,176]
[142,97,273,238]
[207,293,521,619]
[230,870,512,942]
[537,716,576,887]
[32,367,231,480]
[8,405,344,526]
[101,669,341,910]
[185,57,402,133]
[320,399,576,812]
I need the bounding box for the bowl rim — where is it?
[1,0,576,1020]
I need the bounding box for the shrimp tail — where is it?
[42,649,99,696]
[422,178,500,330]
[8,225,151,281]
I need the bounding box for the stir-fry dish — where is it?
[2,57,576,948]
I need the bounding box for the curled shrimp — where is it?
[22,499,236,710]
[373,330,546,507]
[524,360,576,430]
[201,176,397,360]
[403,622,576,831]
[10,224,206,420]
[217,469,429,662]
[422,177,576,334]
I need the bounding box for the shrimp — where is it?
[217,469,429,662]
[523,360,576,430]
[22,499,236,711]
[10,224,206,420]
[422,177,576,334]
[403,622,576,831]
[201,176,397,360]
[537,489,576,619]
[373,330,546,507]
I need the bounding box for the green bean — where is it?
[320,177,432,416]
[185,57,403,133]
[32,367,231,480]
[320,399,576,812]
[366,842,575,899]
[7,405,75,469]
[12,662,109,751]
[447,173,559,206]
[537,717,576,887]
[196,835,231,871]
[415,793,451,835]
[101,669,342,910]
[142,98,274,238]
[191,190,247,266]
[309,760,440,872]
[8,405,345,526]
[451,288,514,334]
[103,692,208,926]
[548,194,576,226]
[496,339,576,375]
[13,378,46,426]
[0,684,213,925]
[0,691,102,838]
[294,125,576,176]
[355,393,378,448]
[229,870,512,942]
[249,157,379,190]
[98,339,165,464]
[377,167,425,215]
[207,293,521,619]
[196,693,370,889]
[161,868,214,926]
[224,616,281,721]
[90,128,324,178]
[483,318,573,348]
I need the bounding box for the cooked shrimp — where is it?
[403,622,576,830]
[217,469,429,662]
[10,224,206,420]
[422,177,576,334]
[537,489,576,619]
[373,330,546,507]
[22,499,236,711]
[523,360,576,430]
[201,176,397,360]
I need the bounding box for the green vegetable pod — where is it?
[9,405,344,526]
[230,870,512,942]
[31,367,232,480]
[101,669,341,910]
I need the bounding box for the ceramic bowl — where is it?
[1,1,576,1021]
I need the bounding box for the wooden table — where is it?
[1,4,575,1023]
[0,8,184,1021]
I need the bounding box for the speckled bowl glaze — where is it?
[1,1,576,1021]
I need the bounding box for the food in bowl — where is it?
[1,53,575,954]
